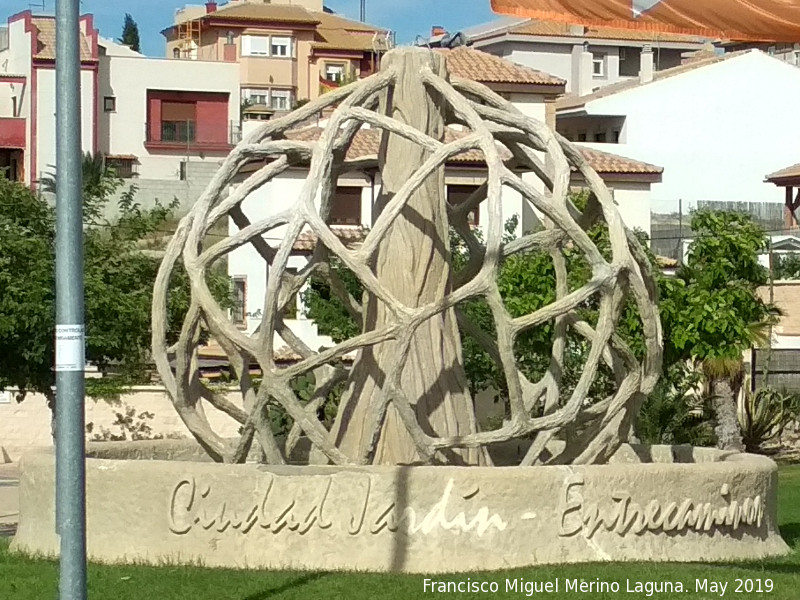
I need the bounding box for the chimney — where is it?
[571,42,593,96]
[639,44,654,83]
[431,26,446,37]
[205,2,218,13]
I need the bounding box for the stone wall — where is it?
[0,385,504,464]
[10,449,790,572]
[0,387,242,463]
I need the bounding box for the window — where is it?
[103,96,116,112]
[330,187,362,225]
[172,47,180,58]
[325,63,345,83]
[243,89,269,106]
[613,130,621,143]
[577,132,587,142]
[446,184,481,226]
[270,89,291,111]
[106,156,138,179]
[242,35,269,56]
[592,54,606,77]
[231,278,246,326]
[271,36,292,57]
[160,101,196,142]
[593,132,606,143]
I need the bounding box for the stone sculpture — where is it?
[151,47,662,467]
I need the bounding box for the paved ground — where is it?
[0,462,19,538]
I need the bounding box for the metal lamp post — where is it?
[55,0,87,598]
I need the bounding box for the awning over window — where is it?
[490,0,800,42]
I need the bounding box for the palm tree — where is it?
[39,152,123,223]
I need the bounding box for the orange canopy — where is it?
[491,0,800,42]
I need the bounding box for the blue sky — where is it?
[2,0,497,56]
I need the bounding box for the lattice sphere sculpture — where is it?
[151,48,662,468]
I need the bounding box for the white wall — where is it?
[505,42,574,91]
[0,387,243,462]
[581,51,800,214]
[34,68,95,181]
[5,19,32,180]
[99,49,239,180]
[610,181,652,236]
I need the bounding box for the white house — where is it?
[556,49,800,214]
[0,12,98,184]
[226,48,663,350]
[0,11,240,217]
[97,36,240,215]
[424,17,711,96]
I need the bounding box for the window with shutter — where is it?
[446,185,481,226]
[271,36,292,57]
[242,35,269,56]
[330,187,362,226]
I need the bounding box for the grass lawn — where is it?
[2,466,800,599]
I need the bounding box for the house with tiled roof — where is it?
[555,49,800,215]
[421,17,712,96]
[0,10,243,217]
[0,11,98,184]
[226,48,663,346]
[162,0,392,112]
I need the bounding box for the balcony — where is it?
[144,120,240,152]
[0,118,26,149]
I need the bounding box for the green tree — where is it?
[660,210,778,451]
[0,163,229,421]
[119,13,141,53]
[302,194,646,424]
[774,252,800,280]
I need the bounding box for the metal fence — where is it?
[651,200,790,261]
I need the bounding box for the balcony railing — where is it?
[145,120,241,149]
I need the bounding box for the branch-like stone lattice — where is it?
[151,48,662,466]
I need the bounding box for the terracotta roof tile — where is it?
[575,146,663,175]
[285,126,662,175]
[437,46,565,86]
[312,29,387,53]
[199,339,355,364]
[557,50,748,111]
[509,20,709,43]
[31,17,94,61]
[316,12,384,33]
[766,162,800,183]
[292,226,366,251]
[205,3,321,24]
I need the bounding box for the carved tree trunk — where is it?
[330,49,487,465]
[711,377,745,452]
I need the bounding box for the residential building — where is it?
[724,41,800,66]
[97,36,239,213]
[555,50,800,214]
[0,11,241,214]
[162,0,392,115]
[0,11,98,185]
[423,17,711,96]
[227,48,663,349]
